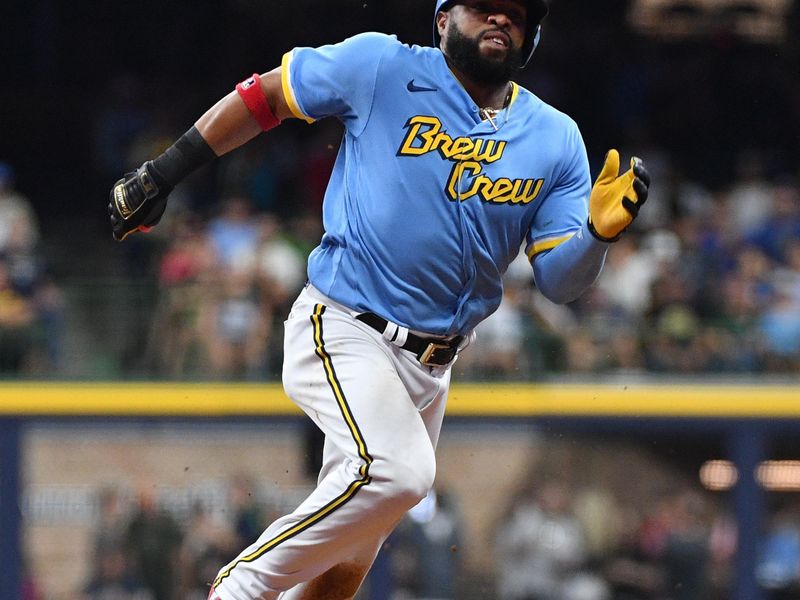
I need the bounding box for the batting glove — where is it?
[588,149,650,242]
[108,161,172,242]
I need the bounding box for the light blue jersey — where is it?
[281,32,592,336]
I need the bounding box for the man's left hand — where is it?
[588,149,650,242]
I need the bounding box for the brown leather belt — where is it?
[355,312,463,367]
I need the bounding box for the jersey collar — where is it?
[432,50,521,133]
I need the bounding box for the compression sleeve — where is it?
[531,220,609,304]
[525,118,592,260]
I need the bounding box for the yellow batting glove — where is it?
[588,149,650,242]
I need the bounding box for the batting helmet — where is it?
[432,0,548,67]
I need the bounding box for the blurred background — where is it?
[2,0,800,599]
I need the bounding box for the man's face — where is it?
[439,0,527,84]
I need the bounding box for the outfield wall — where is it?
[1,380,798,417]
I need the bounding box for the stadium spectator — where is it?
[596,235,659,320]
[252,214,307,310]
[772,239,800,308]
[726,151,775,238]
[179,502,237,600]
[0,162,40,255]
[201,266,270,380]
[206,196,262,270]
[455,291,526,380]
[494,479,609,600]
[746,178,800,263]
[228,474,270,553]
[90,487,130,581]
[757,503,800,599]
[386,487,464,600]
[661,489,712,600]
[602,505,664,600]
[145,214,216,378]
[0,256,36,373]
[125,486,183,600]
[82,549,154,600]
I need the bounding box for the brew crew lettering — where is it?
[398,115,545,204]
[398,116,505,162]
[446,162,544,204]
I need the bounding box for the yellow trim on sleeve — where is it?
[526,232,575,260]
[280,51,315,124]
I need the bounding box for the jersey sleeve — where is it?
[524,119,591,261]
[281,32,395,134]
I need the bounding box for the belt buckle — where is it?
[419,341,455,367]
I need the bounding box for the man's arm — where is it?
[108,67,291,241]
[196,68,293,155]
[532,150,650,304]
[532,222,608,304]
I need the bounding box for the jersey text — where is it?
[398,116,544,204]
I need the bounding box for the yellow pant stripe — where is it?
[311,305,373,473]
[213,304,372,589]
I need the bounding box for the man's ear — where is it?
[436,11,449,42]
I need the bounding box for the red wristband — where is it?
[236,73,280,132]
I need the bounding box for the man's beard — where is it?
[443,23,523,84]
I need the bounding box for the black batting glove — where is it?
[108,161,172,242]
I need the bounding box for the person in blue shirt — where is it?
[109,1,650,598]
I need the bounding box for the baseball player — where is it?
[109,0,650,598]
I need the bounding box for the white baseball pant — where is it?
[212,284,453,600]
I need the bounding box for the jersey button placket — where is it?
[453,153,476,335]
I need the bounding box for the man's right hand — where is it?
[108,161,172,241]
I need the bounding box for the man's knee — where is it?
[371,452,436,510]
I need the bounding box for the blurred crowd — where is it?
[75,475,276,600]
[490,442,737,600]
[137,198,320,380]
[3,131,800,378]
[9,32,800,378]
[392,440,800,600]
[0,162,63,376]
[37,437,800,600]
[2,0,799,379]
